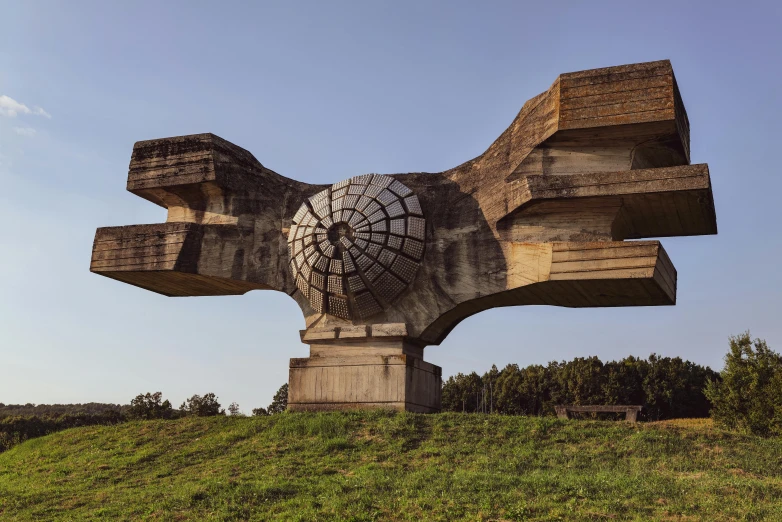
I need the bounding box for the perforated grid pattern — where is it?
[352,174,373,185]
[348,184,366,195]
[385,201,405,218]
[374,272,405,302]
[288,174,425,319]
[371,221,387,232]
[389,180,412,197]
[343,251,356,273]
[407,217,426,240]
[377,249,396,268]
[391,256,419,283]
[327,275,344,294]
[355,292,382,318]
[309,289,324,313]
[348,274,366,292]
[296,275,310,297]
[293,206,309,223]
[390,219,405,236]
[402,238,424,259]
[365,263,384,282]
[356,254,373,270]
[371,174,393,188]
[364,201,381,216]
[377,189,397,205]
[367,209,385,223]
[332,178,351,191]
[356,196,372,212]
[365,243,382,259]
[311,272,325,291]
[314,255,329,272]
[330,259,343,275]
[328,295,350,319]
[403,196,422,215]
[364,184,383,198]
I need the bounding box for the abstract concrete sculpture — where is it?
[91,60,717,412]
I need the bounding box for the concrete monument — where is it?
[91,60,717,412]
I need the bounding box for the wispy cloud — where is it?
[0,95,51,119]
[33,107,51,119]
[0,95,30,117]
[13,127,37,137]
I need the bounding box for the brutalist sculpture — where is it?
[91,60,717,412]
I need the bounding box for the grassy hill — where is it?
[1,412,781,521]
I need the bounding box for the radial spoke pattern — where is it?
[287,174,425,319]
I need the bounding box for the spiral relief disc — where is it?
[287,174,425,319]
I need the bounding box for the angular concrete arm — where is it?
[92,134,326,296]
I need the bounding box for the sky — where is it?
[1,1,780,413]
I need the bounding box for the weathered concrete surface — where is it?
[91,60,717,412]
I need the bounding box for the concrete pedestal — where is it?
[287,325,441,413]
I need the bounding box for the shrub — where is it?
[705,332,782,436]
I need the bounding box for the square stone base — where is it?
[288,353,441,413]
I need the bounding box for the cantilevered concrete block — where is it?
[91,60,716,412]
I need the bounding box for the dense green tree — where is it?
[441,372,483,412]
[493,364,525,415]
[553,357,605,406]
[519,364,555,415]
[642,355,718,420]
[705,332,782,436]
[127,392,176,420]
[180,393,224,417]
[267,384,288,415]
[602,357,645,407]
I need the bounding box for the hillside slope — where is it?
[1,413,781,521]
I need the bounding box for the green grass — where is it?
[1,413,781,521]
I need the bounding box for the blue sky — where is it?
[1,1,780,412]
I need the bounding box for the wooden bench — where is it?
[555,405,642,423]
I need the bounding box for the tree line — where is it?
[442,354,719,420]
[3,332,781,451]
[0,385,288,452]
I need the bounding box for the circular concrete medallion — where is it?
[287,174,425,319]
